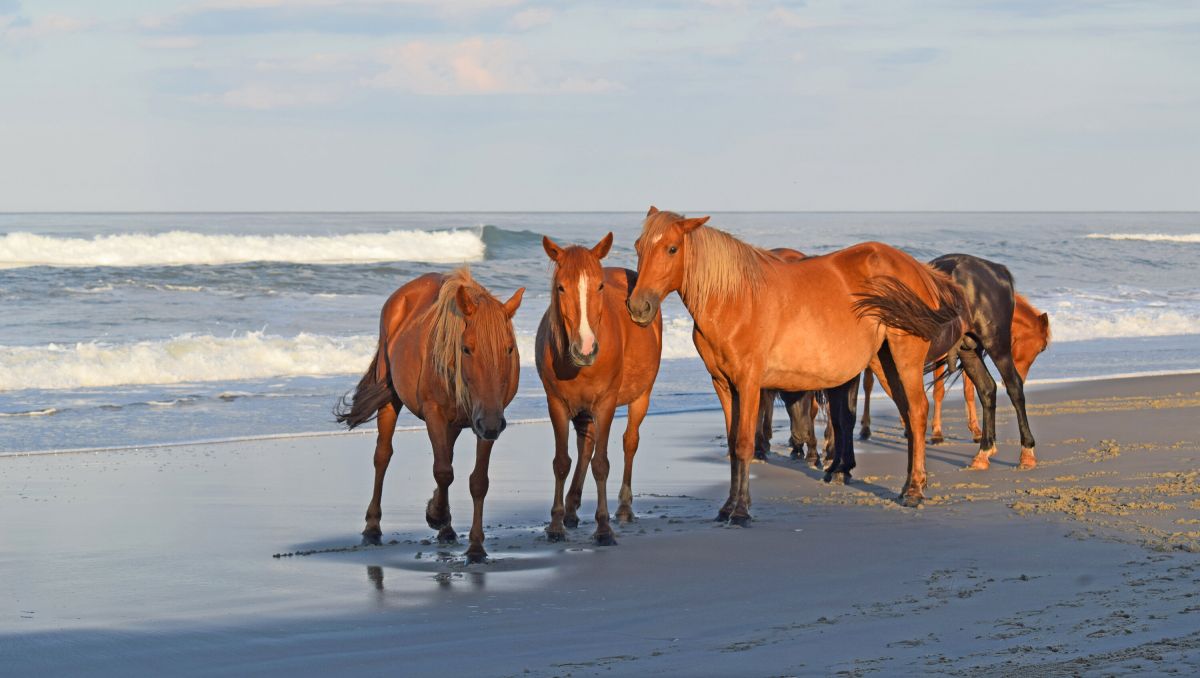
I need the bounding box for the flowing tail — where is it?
[852,272,970,374]
[333,342,394,430]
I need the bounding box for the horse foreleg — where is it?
[425,415,462,542]
[563,413,595,528]
[963,374,982,442]
[931,364,946,444]
[712,377,737,522]
[616,391,650,524]
[860,369,874,440]
[465,437,494,563]
[755,389,776,460]
[958,347,998,470]
[363,398,401,545]
[824,375,860,484]
[993,351,1037,469]
[730,381,761,526]
[590,400,619,545]
[546,397,573,541]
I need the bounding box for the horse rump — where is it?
[334,347,394,430]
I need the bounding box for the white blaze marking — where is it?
[577,275,595,355]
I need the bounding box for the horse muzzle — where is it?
[472,414,507,441]
[625,294,658,327]
[569,341,599,367]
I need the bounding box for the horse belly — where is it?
[763,312,877,391]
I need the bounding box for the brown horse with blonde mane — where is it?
[335,268,524,562]
[537,233,662,545]
[626,208,968,518]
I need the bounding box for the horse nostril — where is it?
[499,418,507,432]
[474,417,483,431]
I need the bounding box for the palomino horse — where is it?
[335,268,524,563]
[537,233,662,545]
[626,208,968,517]
[859,256,1045,470]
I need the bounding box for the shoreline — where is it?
[6,367,1198,459]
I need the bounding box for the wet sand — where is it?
[2,373,1199,676]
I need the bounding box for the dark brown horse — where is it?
[537,233,662,545]
[626,208,968,517]
[335,268,524,562]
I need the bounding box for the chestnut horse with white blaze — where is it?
[626,208,968,517]
[537,233,663,545]
[335,268,524,563]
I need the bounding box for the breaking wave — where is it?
[0,229,486,269]
[1085,233,1200,243]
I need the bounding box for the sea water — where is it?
[1,212,1197,453]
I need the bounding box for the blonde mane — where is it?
[640,211,774,308]
[423,268,511,411]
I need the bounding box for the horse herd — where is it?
[335,207,1052,562]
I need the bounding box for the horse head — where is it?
[454,284,524,440]
[626,206,709,326]
[542,232,612,367]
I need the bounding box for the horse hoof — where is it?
[563,515,579,529]
[972,435,982,444]
[1018,448,1038,470]
[361,532,382,546]
[930,434,944,445]
[593,532,618,546]
[614,507,636,524]
[715,510,731,522]
[823,471,834,483]
[899,493,924,508]
[729,513,752,527]
[789,449,801,461]
[465,547,487,564]
[545,527,567,542]
[806,455,821,468]
[437,527,458,544]
[754,450,769,461]
[859,427,871,441]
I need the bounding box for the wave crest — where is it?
[0,229,485,269]
[1085,233,1200,243]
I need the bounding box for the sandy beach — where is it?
[3,372,1199,676]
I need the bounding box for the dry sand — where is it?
[2,373,1200,676]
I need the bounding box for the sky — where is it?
[1,0,1198,211]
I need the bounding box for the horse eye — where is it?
[507,345,514,355]
[598,282,605,291]
[462,346,471,355]
[556,284,565,293]
[668,245,678,255]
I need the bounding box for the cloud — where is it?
[140,0,531,36]
[509,7,552,30]
[1,12,90,40]
[192,83,340,110]
[142,36,202,49]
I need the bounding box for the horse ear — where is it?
[680,216,709,233]
[646,205,659,217]
[542,235,562,261]
[455,286,478,317]
[503,287,525,318]
[591,232,614,260]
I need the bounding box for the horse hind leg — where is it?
[615,392,651,524]
[824,376,859,484]
[860,369,874,440]
[755,389,776,461]
[993,351,1037,469]
[363,398,401,545]
[878,338,932,507]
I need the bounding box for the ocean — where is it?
[1,212,1197,454]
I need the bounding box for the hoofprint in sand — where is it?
[2,373,1199,676]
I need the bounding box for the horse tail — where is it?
[333,339,394,430]
[853,272,969,351]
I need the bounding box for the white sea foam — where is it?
[0,332,379,390]
[1085,232,1200,243]
[0,229,485,268]
[1047,307,1200,342]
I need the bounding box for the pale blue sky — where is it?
[2,0,1198,211]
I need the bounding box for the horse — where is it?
[858,255,1043,470]
[335,268,525,563]
[537,233,663,546]
[625,207,968,518]
[930,293,1050,445]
